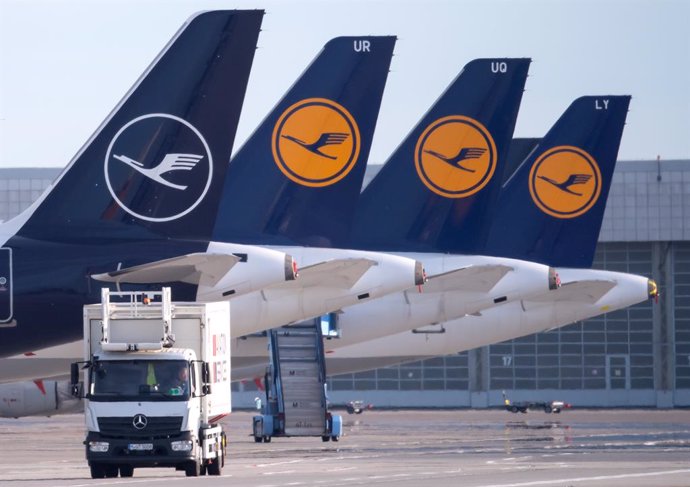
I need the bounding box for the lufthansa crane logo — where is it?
[414,115,497,198]
[104,113,213,222]
[272,98,360,187]
[529,145,601,219]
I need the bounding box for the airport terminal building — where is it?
[3,160,689,408]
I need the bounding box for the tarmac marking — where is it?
[255,459,306,467]
[69,478,189,487]
[473,468,690,487]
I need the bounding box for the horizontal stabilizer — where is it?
[529,279,616,304]
[274,258,377,290]
[424,264,513,293]
[91,253,240,286]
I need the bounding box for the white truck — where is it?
[71,288,231,478]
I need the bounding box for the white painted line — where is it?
[473,469,690,487]
[262,470,297,475]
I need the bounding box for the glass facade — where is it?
[328,354,470,392]
[674,243,690,388]
[0,169,59,222]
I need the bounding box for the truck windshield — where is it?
[89,360,191,401]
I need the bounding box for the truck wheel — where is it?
[221,442,226,467]
[185,461,200,477]
[510,406,519,413]
[544,406,552,413]
[119,465,134,477]
[321,435,331,442]
[254,436,262,443]
[519,408,527,413]
[207,456,222,476]
[331,436,339,442]
[263,436,271,443]
[89,463,105,479]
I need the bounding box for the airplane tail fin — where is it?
[14,10,263,242]
[349,58,531,252]
[503,138,542,184]
[485,96,631,267]
[213,36,396,247]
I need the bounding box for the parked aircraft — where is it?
[95,35,426,338]
[0,18,654,417]
[0,57,550,415]
[230,96,657,378]
[0,10,304,360]
[0,29,426,389]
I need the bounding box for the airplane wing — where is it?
[423,264,513,293]
[528,279,617,304]
[270,258,377,290]
[91,253,241,287]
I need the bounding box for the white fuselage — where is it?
[320,252,553,348]
[201,246,423,337]
[230,268,653,379]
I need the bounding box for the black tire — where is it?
[520,408,527,413]
[207,456,222,476]
[263,436,271,443]
[104,465,119,478]
[322,435,331,442]
[254,436,262,443]
[544,406,552,413]
[89,463,106,479]
[119,465,134,477]
[185,461,200,477]
[331,436,339,442]
[510,406,519,413]
[221,433,226,467]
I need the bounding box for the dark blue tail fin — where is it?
[348,58,531,252]
[485,96,631,267]
[213,36,396,247]
[14,10,263,243]
[503,138,541,184]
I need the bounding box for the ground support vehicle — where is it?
[72,288,230,478]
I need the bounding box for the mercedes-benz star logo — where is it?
[132,414,148,430]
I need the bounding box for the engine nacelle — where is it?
[197,242,297,300]
[0,380,82,418]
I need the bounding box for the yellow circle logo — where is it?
[272,98,360,187]
[414,115,497,198]
[529,145,602,219]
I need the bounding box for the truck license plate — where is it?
[128,443,153,451]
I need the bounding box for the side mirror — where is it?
[202,362,211,384]
[70,362,80,385]
[71,361,90,398]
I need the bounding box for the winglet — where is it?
[91,253,241,287]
